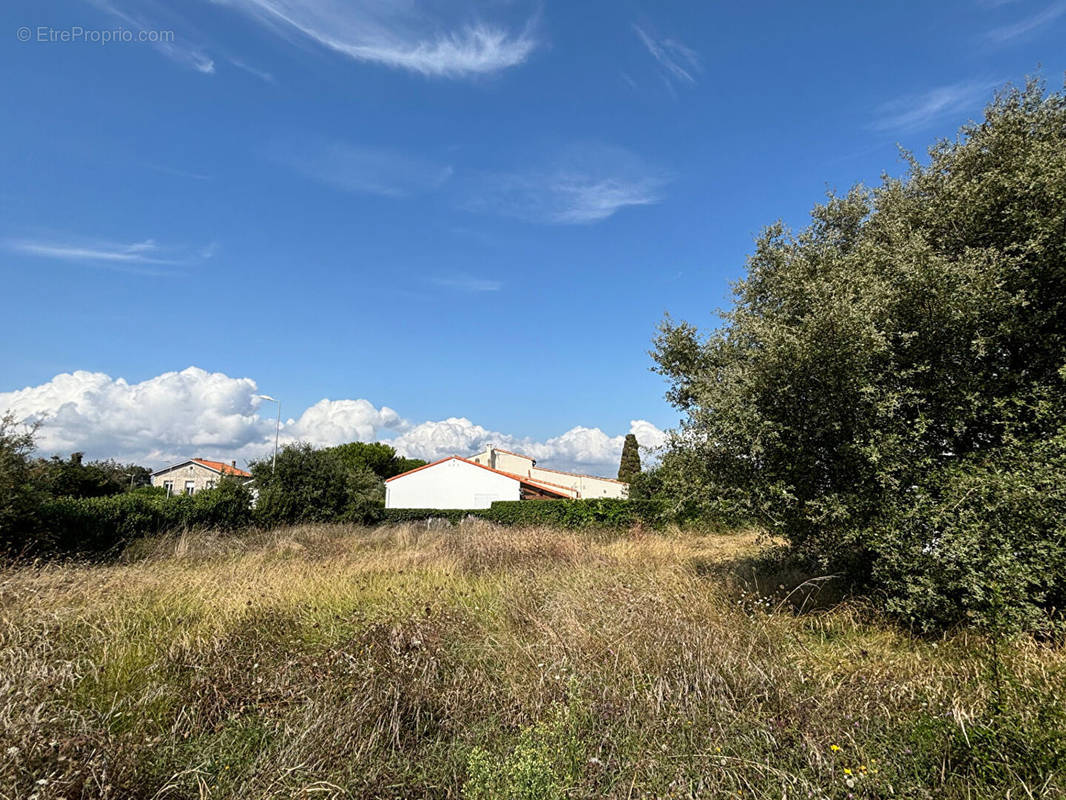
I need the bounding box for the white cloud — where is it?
[284,398,406,445]
[228,57,276,83]
[272,138,454,197]
[0,368,267,466]
[869,79,1002,133]
[216,0,538,78]
[983,0,1066,43]
[4,236,210,275]
[389,417,666,474]
[463,144,668,225]
[89,0,215,74]
[0,368,666,477]
[632,25,701,87]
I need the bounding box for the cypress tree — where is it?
[617,433,641,483]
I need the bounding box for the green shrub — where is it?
[251,443,383,527]
[34,481,254,556]
[869,430,1066,634]
[463,706,584,800]
[486,498,666,528]
[380,508,479,525]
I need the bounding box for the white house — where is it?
[385,448,628,509]
[468,447,628,499]
[385,456,576,509]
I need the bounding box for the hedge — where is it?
[21,495,665,558]
[33,481,253,555]
[381,499,668,528]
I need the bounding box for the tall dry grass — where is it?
[0,521,1062,799]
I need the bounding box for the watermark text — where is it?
[17,26,175,45]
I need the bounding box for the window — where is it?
[184,481,195,496]
[163,480,173,497]
[206,480,216,490]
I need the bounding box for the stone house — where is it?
[150,458,252,496]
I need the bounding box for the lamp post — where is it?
[257,394,281,474]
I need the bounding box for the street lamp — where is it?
[257,394,281,474]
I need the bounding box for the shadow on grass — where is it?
[690,543,851,614]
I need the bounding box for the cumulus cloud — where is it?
[389,417,666,473]
[284,398,406,445]
[0,368,267,466]
[0,368,666,477]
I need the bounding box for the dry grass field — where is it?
[1,522,1063,799]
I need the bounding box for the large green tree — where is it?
[652,80,1066,630]
[325,441,425,480]
[33,453,150,498]
[250,442,386,526]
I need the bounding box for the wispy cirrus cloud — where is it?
[869,79,1002,133]
[432,273,502,292]
[88,0,215,74]
[6,236,211,275]
[215,0,539,78]
[632,24,701,88]
[270,137,454,198]
[462,144,669,225]
[983,0,1066,43]
[228,56,276,83]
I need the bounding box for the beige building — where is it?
[468,447,628,499]
[151,458,252,496]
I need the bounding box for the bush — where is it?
[869,430,1066,634]
[34,481,254,556]
[251,443,383,527]
[0,414,44,551]
[486,498,667,528]
[381,508,475,525]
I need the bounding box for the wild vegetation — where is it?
[3,522,1064,799]
[2,81,1065,798]
[649,80,1066,634]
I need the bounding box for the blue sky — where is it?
[1,0,1064,471]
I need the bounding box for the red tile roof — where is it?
[192,458,252,478]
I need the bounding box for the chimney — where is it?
[231,460,237,468]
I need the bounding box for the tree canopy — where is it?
[651,80,1066,631]
[249,440,421,526]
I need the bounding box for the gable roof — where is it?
[152,458,252,478]
[385,455,574,499]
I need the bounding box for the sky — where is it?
[2,0,1064,474]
